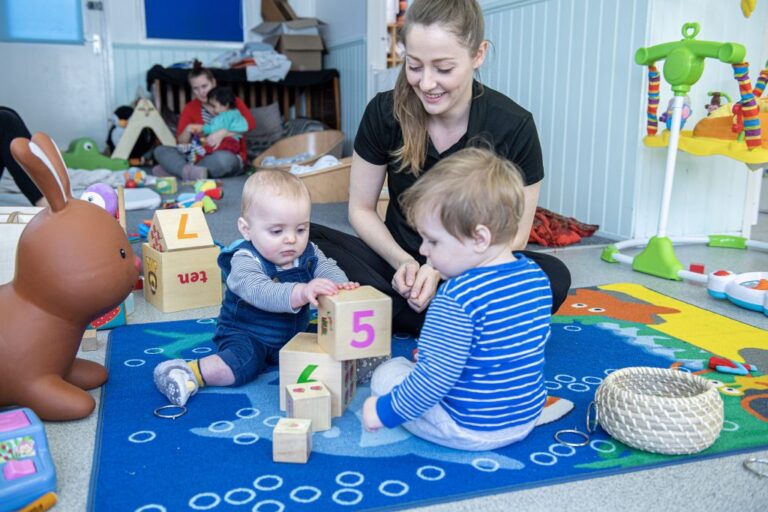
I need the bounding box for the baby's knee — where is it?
[370,356,414,395]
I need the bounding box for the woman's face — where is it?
[190,74,216,103]
[404,23,487,119]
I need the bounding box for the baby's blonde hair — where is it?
[240,170,310,216]
[400,147,525,244]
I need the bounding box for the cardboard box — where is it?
[252,18,325,71]
[262,0,297,22]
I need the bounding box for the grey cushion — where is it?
[247,102,285,139]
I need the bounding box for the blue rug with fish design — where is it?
[89,284,768,511]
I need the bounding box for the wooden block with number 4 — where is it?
[318,285,391,361]
[279,333,356,417]
[286,382,331,432]
[272,418,312,464]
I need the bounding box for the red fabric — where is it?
[528,207,599,247]
[205,137,241,155]
[177,97,255,162]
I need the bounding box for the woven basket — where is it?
[594,367,724,455]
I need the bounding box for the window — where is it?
[0,0,83,44]
[144,0,243,43]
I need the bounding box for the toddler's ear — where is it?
[472,224,492,252]
[237,217,251,240]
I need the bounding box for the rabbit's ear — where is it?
[31,132,72,197]
[10,133,72,212]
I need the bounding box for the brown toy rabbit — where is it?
[0,132,138,420]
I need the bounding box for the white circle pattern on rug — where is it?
[253,474,283,491]
[128,431,155,443]
[416,465,446,481]
[224,488,256,505]
[290,486,322,503]
[188,492,220,510]
[335,471,364,487]
[332,488,363,506]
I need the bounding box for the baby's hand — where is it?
[336,281,360,291]
[301,278,339,306]
[187,123,204,134]
[362,396,384,432]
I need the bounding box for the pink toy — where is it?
[81,183,118,217]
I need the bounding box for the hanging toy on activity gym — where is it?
[601,22,768,315]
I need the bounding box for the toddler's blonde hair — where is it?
[400,147,525,244]
[240,170,310,216]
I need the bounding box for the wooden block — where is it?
[148,207,213,253]
[272,418,312,464]
[112,98,176,160]
[318,286,392,361]
[81,329,98,352]
[279,332,356,417]
[286,382,331,432]
[142,243,222,313]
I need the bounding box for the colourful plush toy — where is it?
[61,137,129,171]
[0,132,138,421]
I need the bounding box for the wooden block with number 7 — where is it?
[318,286,391,361]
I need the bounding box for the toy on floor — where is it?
[107,105,157,163]
[61,137,129,171]
[0,132,138,420]
[0,408,56,512]
[707,269,768,314]
[111,98,175,161]
[142,208,221,313]
[602,23,768,314]
[80,183,118,216]
[708,356,758,375]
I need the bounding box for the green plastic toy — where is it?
[602,22,768,305]
[61,137,130,171]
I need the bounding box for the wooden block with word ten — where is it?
[272,418,312,464]
[318,286,392,361]
[286,382,331,432]
[142,208,221,312]
[279,332,355,417]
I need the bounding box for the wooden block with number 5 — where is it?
[318,286,391,361]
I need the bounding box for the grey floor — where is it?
[5,176,768,511]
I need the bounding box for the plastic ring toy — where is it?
[154,404,187,419]
[743,458,768,478]
[554,429,590,447]
[586,401,599,433]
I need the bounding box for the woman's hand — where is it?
[392,260,440,313]
[392,259,420,298]
[205,129,228,149]
[406,264,441,313]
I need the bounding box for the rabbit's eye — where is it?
[120,248,126,259]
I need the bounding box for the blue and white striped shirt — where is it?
[376,255,552,431]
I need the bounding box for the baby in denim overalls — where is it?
[154,169,358,406]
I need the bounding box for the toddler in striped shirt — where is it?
[362,148,553,450]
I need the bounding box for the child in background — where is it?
[362,147,553,451]
[154,170,359,406]
[187,86,249,158]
